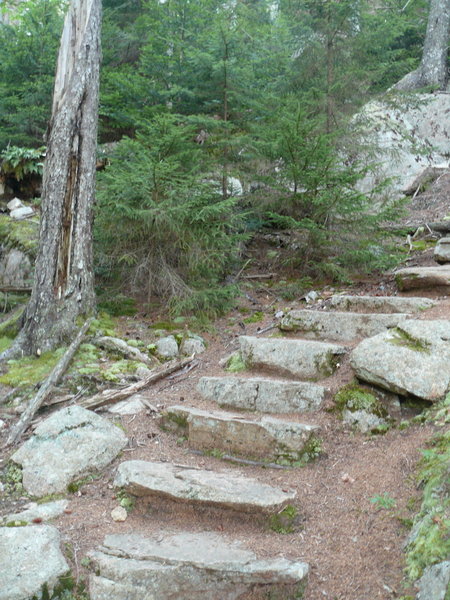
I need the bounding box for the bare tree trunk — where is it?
[3,0,101,358]
[394,0,450,91]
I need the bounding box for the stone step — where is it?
[198,375,325,413]
[239,335,345,379]
[350,320,450,401]
[160,405,320,464]
[395,265,450,291]
[114,460,296,513]
[88,531,309,600]
[329,294,436,313]
[280,309,407,341]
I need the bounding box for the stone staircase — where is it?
[86,292,446,599]
[2,287,449,599]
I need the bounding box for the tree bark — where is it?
[2,0,101,358]
[394,0,450,91]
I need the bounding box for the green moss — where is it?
[389,328,431,354]
[67,474,99,494]
[0,347,65,387]
[149,321,180,332]
[276,436,322,467]
[102,359,139,382]
[5,520,28,527]
[87,312,116,337]
[32,572,89,600]
[0,214,39,257]
[0,336,12,353]
[0,291,29,313]
[97,294,137,316]
[117,492,135,513]
[162,410,189,432]
[334,383,387,418]
[405,430,450,580]
[0,306,25,337]
[243,311,264,324]
[269,505,299,534]
[0,462,24,496]
[225,352,246,373]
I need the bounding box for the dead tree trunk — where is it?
[3,0,101,357]
[394,0,450,91]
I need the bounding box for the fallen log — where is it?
[4,317,93,447]
[79,354,197,411]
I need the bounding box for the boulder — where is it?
[350,320,450,401]
[161,405,320,463]
[180,335,206,355]
[434,237,450,264]
[6,198,23,211]
[10,206,34,220]
[88,531,309,600]
[197,376,325,413]
[280,310,407,341]
[416,561,450,600]
[12,405,128,496]
[114,460,296,513]
[107,395,146,415]
[155,335,179,359]
[353,94,450,199]
[239,335,345,379]
[0,525,69,600]
[0,248,33,287]
[395,266,450,291]
[329,295,435,314]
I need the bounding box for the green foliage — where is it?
[243,311,264,324]
[95,114,245,315]
[269,505,299,534]
[224,352,246,373]
[97,294,137,316]
[405,430,450,580]
[0,213,39,257]
[334,383,387,419]
[370,492,397,510]
[0,145,45,179]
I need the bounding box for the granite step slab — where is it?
[280,310,407,341]
[329,294,436,313]
[395,265,450,291]
[114,460,296,513]
[434,237,450,264]
[239,335,345,379]
[88,531,309,600]
[161,405,320,464]
[198,376,325,413]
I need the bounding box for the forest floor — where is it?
[1,173,450,600]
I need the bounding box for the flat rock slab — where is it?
[161,405,320,463]
[198,376,325,413]
[395,265,450,291]
[434,237,450,264]
[239,336,345,380]
[88,531,309,600]
[12,405,128,497]
[280,310,407,341]
[350,320,450,401]
[0,525,69,600]
[1,499,69,526]
[329,294,436,314]
[114,460,296,513]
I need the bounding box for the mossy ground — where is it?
[334,383,387,419]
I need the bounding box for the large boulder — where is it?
[12,405,128,496]
[350,320,450,401]
[329,295,436,314]
[395,265,450,291]
[416,561,450,600]
[354,94,450,199]
[434,237,450,264]
[88,531,309,600]
[0,525,69,600]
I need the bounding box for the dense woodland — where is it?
[0,0,434,316]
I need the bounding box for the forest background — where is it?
[0,0,432,317]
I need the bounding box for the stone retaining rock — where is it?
[416,561,450,600]
[12,405,128,496]
[0,499,69,526]
[198,376,325,412]
[434,237,450,264]
[239,336,345,379]
[280,310,407,341]
[161,405,320,463]
[88,531,309,600]
[395,266,450,291]
[350,320,450,401]
[0,525,69,600]
[329,294,435,314]
[114,460,296,513]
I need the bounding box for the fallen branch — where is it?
[79,354,196,411]
[0,286,32,293]
[93,335,155,366]
[5,317,93,447]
